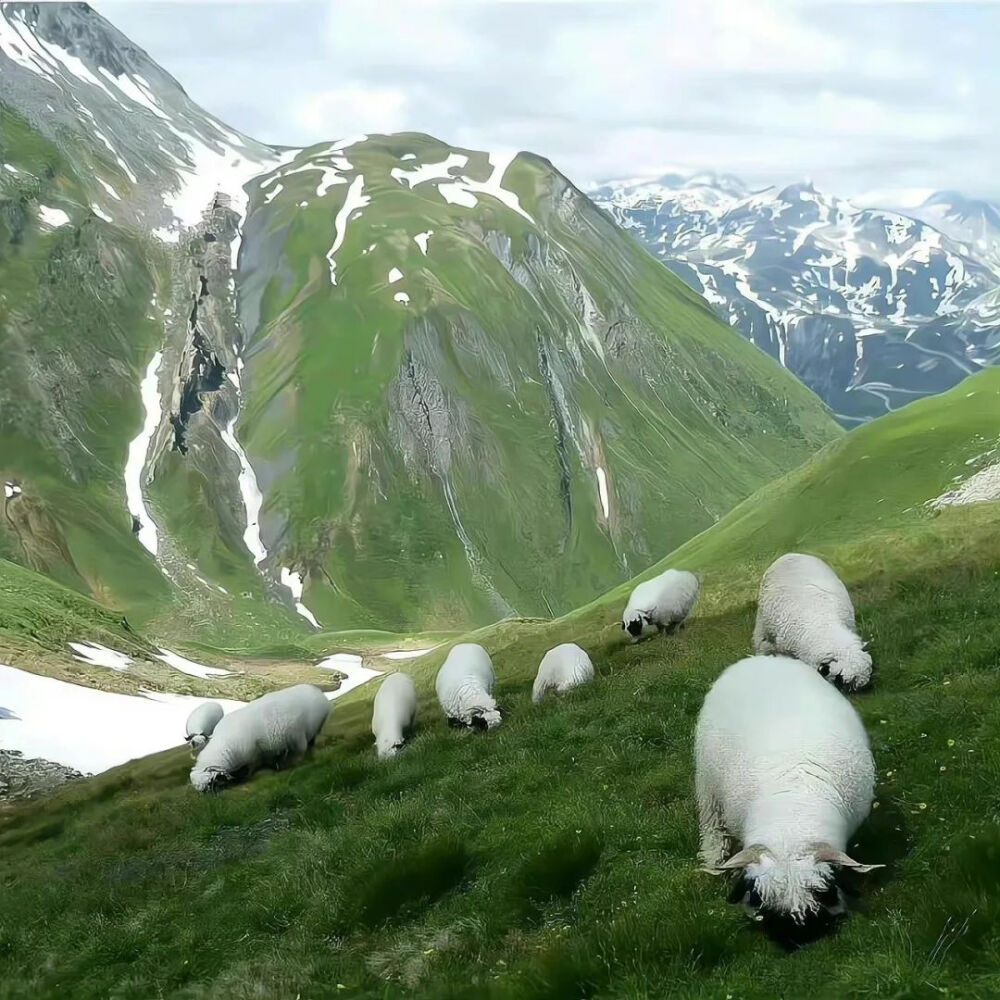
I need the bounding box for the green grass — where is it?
[2,361,1000,996]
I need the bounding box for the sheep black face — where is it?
[191,765,234,794]
[706,843,882,947]
[624,614,644,638]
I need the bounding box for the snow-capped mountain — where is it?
[592,174,1000,424]
[0,4,837,640]
[911,191,1000,271]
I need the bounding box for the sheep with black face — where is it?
[753,552,872,690]
[190,684,329,793]
[621,569,699,642]
[184,700,224,754]
[695,655,882,926]
[435,643,501,730]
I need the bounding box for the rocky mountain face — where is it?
[0,3,838,639]
[592,174,1000,425]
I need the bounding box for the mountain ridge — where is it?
[592,172,1000,425]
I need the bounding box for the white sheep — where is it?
[184,700,224,754]
[435,643,501,730]
[190,684,330,793]
[372,672,417,759]
[753,552,872,690]
[532,643,595,703]
[621,568,699,641]
[695,655,881,924]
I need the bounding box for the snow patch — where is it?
[91,204,112,223]
[316,653,382,700]
[4,483,22,500]
[391,152,468,188]
[393,292,410,305]
[219,411,267,566]
[279,567,322,629]
[388,267,404,284]
[98,66,169,120]
[124,351,164,557]
[0,663,244,774]
[37,205,70,228]
[414,230,433,254]
[327,174,370,285]
[381,648,433,660]
[595,466,611,519]
[68,642,133,672]
[155,648,234,679]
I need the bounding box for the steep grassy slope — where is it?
[0,2,839,646]
[230,132,838,631]
[2,374,998,999]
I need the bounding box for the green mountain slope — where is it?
[0,3,838,645]
[3,355,999,998]
[230,133,838,630]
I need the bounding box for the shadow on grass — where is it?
[508,828,603,921]
[341,836,473,932]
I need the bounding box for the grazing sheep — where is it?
[695,655,881,925]
[372,672,418,759]
[435,643,501,730]
[753,552,872,690]
[184,700,224,754]
[621,569,699,642]
[190,684,329,793]
[532,643,595,703]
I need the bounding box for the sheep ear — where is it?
[812,844,884,873]
[700,844,767,875]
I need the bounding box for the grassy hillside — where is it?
[212,132,840,632]
[2,373,999,998]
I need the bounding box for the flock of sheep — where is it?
[183,552,880,928]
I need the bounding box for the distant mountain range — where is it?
[592,174,1000,424]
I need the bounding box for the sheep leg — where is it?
[696,786,731,867]
[272,732,309,770]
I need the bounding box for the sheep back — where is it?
[190,684,329,792]
[695,655,875,847]
[372,672,418,758]
[532,643,595,702]
[435,643,499,728]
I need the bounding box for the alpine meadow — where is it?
[2,4,1000,1000]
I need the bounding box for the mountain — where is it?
[0,3,838,642]
[4,374,1000,999]
[911,190,1000,271]
[592,173,1000,425]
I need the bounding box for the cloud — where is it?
[95,0,1000,202]
[294,85,410,137]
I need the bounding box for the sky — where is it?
[95,0,1000,206]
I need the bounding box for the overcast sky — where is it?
[95,0,1000,206]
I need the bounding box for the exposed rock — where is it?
[0,749,88,803]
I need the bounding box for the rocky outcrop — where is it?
[0,749,87,803]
